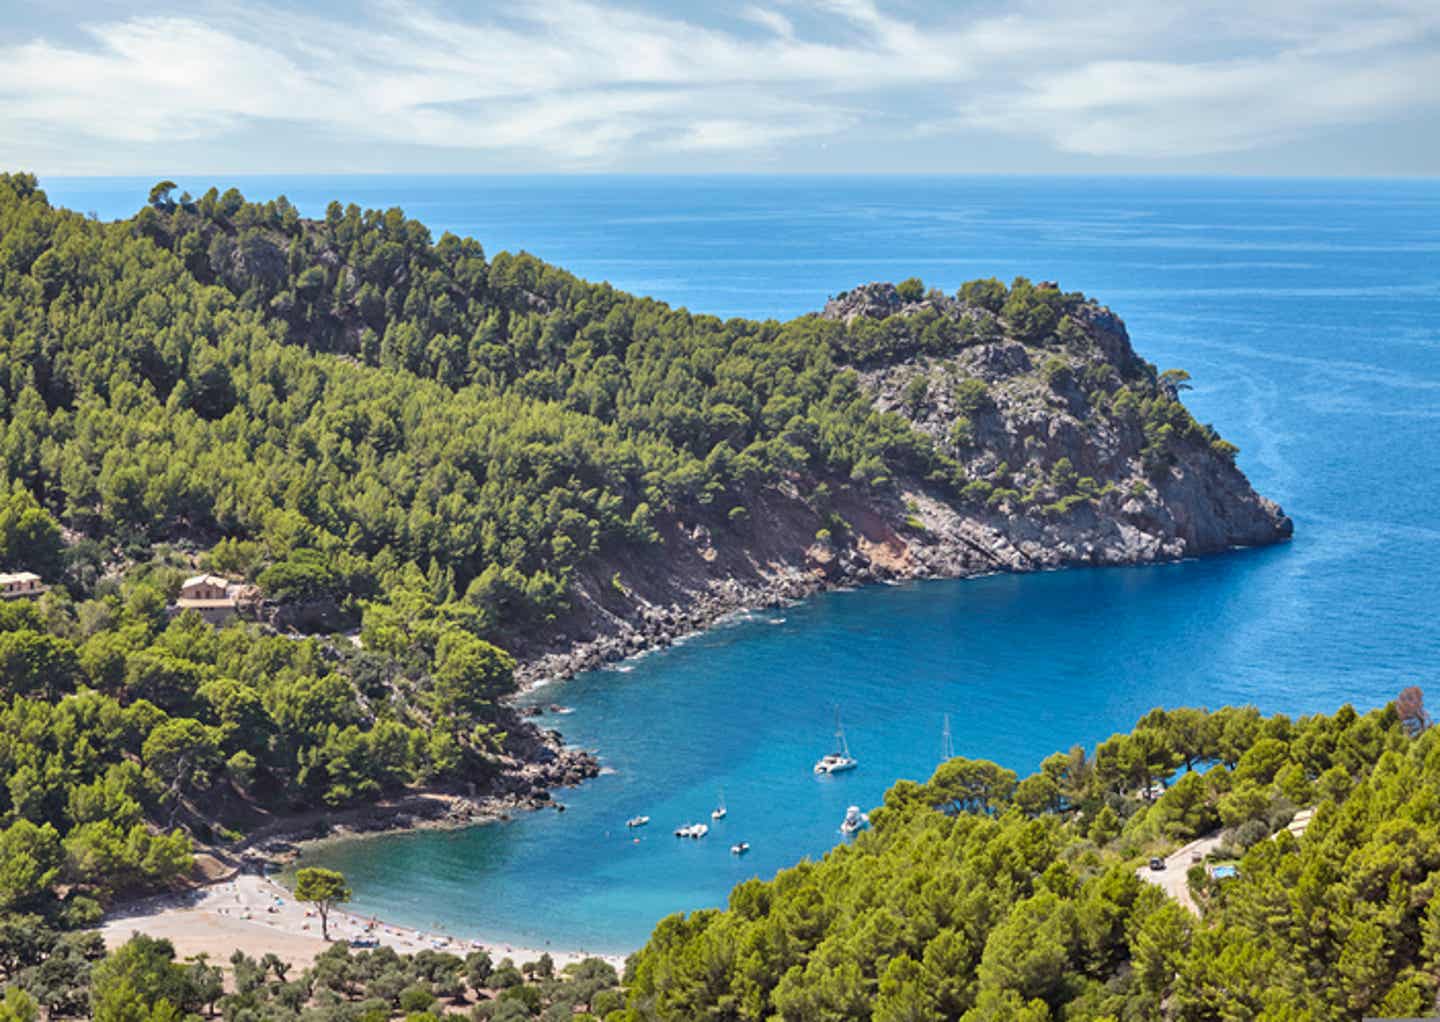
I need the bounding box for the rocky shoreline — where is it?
[240,280,1294,853]
[194,726,601,874]
[510,283,1292,689]
[514,567,832,689]
[512,520,1285,691]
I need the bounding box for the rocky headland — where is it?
[512,281,1291,686]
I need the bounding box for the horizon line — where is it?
[28,169,1440,184]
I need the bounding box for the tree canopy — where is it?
[626,696,1440,1021]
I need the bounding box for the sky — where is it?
[2,0,1438,176]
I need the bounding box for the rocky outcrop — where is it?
[508,282,1291,686]
[230,720,600,859]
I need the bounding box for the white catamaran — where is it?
[814,710,858,775]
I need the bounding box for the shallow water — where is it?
[45,174,1440,953]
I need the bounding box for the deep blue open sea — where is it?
[44,175,1440,954]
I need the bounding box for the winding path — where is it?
[1136,832,1225,916]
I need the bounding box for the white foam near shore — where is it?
[100,873,627,972]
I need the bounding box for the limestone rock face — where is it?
[512,281,1291,685]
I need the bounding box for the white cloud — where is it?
[741,6,796,39]
[0,0,1435,170]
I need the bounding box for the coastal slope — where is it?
[0,175,1286,878]
[523,281,1290,680]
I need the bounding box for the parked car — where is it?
[1149,857,1166,871]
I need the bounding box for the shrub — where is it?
[895,277,925,302]
[499,984,542,1012]
[590,989,625,1015]
[490,964,523,989]
[952,379,991,418]
[901,375,929,416]
[1233,818,1270,850]
[961,479,993,505]
[1001,277,1061,343]
[399,984,437,1013]
[959,277,1008,312]
[987,487,1022,509]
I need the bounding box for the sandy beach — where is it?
[100,873,627,972]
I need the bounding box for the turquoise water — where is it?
[45,175,1440,953]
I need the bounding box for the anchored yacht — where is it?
[814,710,858,774]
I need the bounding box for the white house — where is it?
[173,573,240,624]
[0,571,46,600]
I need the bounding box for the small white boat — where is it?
[839,805,870,836]
[814,710,858,774]
[711,790,727,820]
[673,823,710,838]
[731,842,749,855]
[626,816,650,828]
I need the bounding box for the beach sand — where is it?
[100,873,626,972]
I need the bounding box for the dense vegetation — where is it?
[0,171,1244,916]
[626,694,1440,1021]
[0,544,517,923]
[0,173,1216,642]
[0,172,1301,1018]
[3,695,1431,1021]
[0,923,622,1021]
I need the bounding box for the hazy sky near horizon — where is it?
[3,0,1438,176]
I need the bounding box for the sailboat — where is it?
[942,713,955,763]
[814,709,858,775]
[711,790,727,820]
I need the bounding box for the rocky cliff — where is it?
[512,281,1291,683]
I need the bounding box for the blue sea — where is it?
[45,175,1440,954]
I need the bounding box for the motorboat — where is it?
[839,805,870,836]
[711,790,727,820]
[814,710,858,774]
[626,816,650,828]
[673,823,710,838]
[731,842,750,855]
